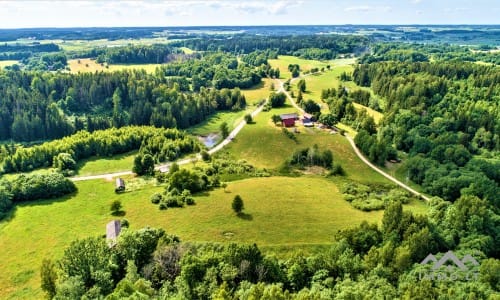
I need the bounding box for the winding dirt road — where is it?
[278,74,430,201]
[70,100,268,182]
[72,73,430,202]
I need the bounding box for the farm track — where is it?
[278,74,430,201]
[73,72,430,202]
[70,99,267,181]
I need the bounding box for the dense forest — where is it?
[0,52,254,142]
[360,43,500,65]
[171,35,369,60]
[352,61,499,205]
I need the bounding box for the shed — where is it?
[302,113,314,122]
[106,220,121,246]
[115,178,125,193]
[280,113,298,127]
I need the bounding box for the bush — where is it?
[9,173,76,202]
[150,193,162,204]
[110,200,122,214]
[244,114,253,124]
[328,163,345,176]
[185,197,195,205]
[201,150,211,162]
[282,128,298,143]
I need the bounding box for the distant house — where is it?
[106,220,121,247]
[280,113,298,127]
[115,178,125,193]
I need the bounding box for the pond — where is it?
[197,133,220,148]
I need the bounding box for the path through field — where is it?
[71,99,268,181]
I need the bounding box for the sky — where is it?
[0,0,498,28]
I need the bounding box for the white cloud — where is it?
[344,5,374,12]
[344,5,391,13]
[411,0,423,4]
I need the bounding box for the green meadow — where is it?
[0,173,427,299]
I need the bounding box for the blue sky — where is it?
[0,0,498,28]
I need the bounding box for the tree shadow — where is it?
[111,210,126,217]
[237,212,253,221]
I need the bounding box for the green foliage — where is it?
[342,181,411,211]
[40,258,58,299]
[281,127,298,143]
[244,114,253,124]
[287,144,333,169]
[53,152,76,172]
[200,150,211,162]
[269,92,287,108]
[2,126,199,174]
[0,185,13,220]
[132,153,155,176]
[297,79,306,92]
[6,172,76,202]
[58,237,114,294]
[318,113,337,127]
[110,200,122,215]
[271,114,281,125]
[232,195,244,214]
[220,122,229,139]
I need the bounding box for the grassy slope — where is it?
[0,56,429,298]
[0,173,427,299]
[75,151,138,176]
[188,78,273,136]
[223,101,387,184]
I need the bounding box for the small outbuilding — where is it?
[115,178,125,193]
[106,220,121,247]
[280,113,298,127]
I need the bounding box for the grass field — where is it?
[75,151,137,176]
[0,174,427,299]
[269,56,331,79]
[0,60,18,69]
[223,101,388,184]
[67,58,162,73]
[188,78,273,136]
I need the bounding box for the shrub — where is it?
[150,193,162,204]
[201,150,211,162]
[329,163,345,176]
[244,114,253,124]
[110,200,122,214]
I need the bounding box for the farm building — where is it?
[106,220,121,246]
[115,178,125,193]
[302,113,314,127]
[280,113,298,127]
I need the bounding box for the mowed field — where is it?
[0,173,427,299]
[68,58,162,73]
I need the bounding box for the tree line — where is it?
[1,126,200,174]
[41,195,499,299]
[0,172,76,220]
[171,34,369,60]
